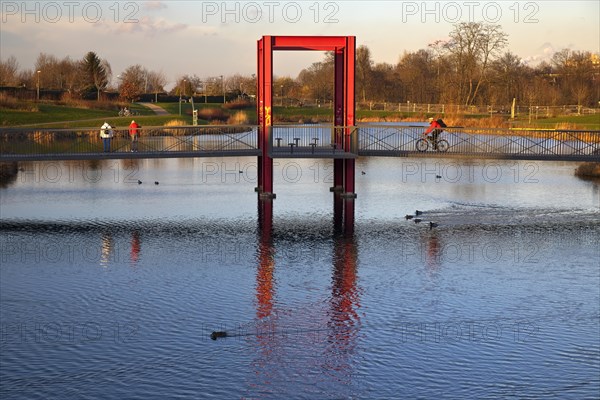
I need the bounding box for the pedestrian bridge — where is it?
[1,124,598,162]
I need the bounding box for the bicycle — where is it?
[118,108,138,117]
[416,134,449,152]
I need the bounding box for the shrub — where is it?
[197,108,228,122]
[0,93,38,112]
[222,99,253,110]
[163,119,187,135]
[227,110,249,125]
[574,163,600,178]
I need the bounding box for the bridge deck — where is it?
[1,124,598,163]
[358,150,600,162]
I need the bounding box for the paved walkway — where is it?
[139,102,170,115]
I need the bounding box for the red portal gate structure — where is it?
[256,35,356,200]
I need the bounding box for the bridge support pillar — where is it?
[257,36,275,199]
[333,193,355,235]
[333,36,356,199]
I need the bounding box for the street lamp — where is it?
[179,79,186,116]
[220,75,225,104]
[36,70,41,101]
[280,85,283,106]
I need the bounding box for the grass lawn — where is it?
[2,100,598,130]
[526,114,600,130]
[1,103,116,126]
[1,102,155,127]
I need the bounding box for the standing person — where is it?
[100,122,113,153]
[424,117,446,149]
[129,120,140,152]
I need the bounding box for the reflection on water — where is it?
[130,230,141,266]
[0,158,599,399]
[100,232,113,268]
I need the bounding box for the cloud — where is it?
[521,42,582,66]
[144,1,168,11]
[105,16,188,36]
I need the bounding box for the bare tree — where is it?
[397,49,437,103]
[356,45,373,103]
[444,22,508,105]
[0,56,21,86]
[552,49,596,106]
[147,70,168,102]
[297,58,334,104]
[172,75,202,97]
[490,52,526,105]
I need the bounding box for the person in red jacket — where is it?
[129,120,140,152]
[424,117,446,149]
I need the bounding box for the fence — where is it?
[1,124,598,162]
[355,102,600,117]
[358,125,600,160]
[0,125,260,161]
[269,125,358,158]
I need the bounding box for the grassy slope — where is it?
[524,114,600,129]
[2,101,598,130]
[0,102,191,128]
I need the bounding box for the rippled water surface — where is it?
[1,157,599,399]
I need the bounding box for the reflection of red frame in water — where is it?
[256,36,356,198]
[256,200,274,320]
[253,200,360,389]
[130,231,141,265]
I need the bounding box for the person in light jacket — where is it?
[100,122,113,152]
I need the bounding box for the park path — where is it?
[139,102,170,115]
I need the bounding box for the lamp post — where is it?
[179,79,186,116]
[220,75,225,103]
[280,85,283,106]
[36,70,41,101]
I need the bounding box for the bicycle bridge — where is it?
[1,124,598,163]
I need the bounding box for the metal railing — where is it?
[358,125,600,161]
[0,125,260,161]
[1,124,598,162]
[356,102,600,117]
[269,125,358,158]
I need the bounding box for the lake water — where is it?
[1,156,599,399]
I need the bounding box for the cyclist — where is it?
[424,117,447,149]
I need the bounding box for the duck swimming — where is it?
[210,331,228,340]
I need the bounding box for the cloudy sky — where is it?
[1,0,599,88]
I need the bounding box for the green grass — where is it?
[1,103,115,126]
[38,115,192,129]
[1,102,156,127]
[0,102,195,128]
[3,100,598,130]
[526,114,600,130]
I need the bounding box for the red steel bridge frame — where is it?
[256,35,356,199]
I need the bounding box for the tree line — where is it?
[290,23,599,108]
[1,22,598,107]
[0,51,113,101]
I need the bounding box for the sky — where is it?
[1,0,599,89]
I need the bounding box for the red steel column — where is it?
[342,36,356,233]
[259,36,274,198]
[257,38,264,192]
[343,36,356,197]
[333,47,345,192]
